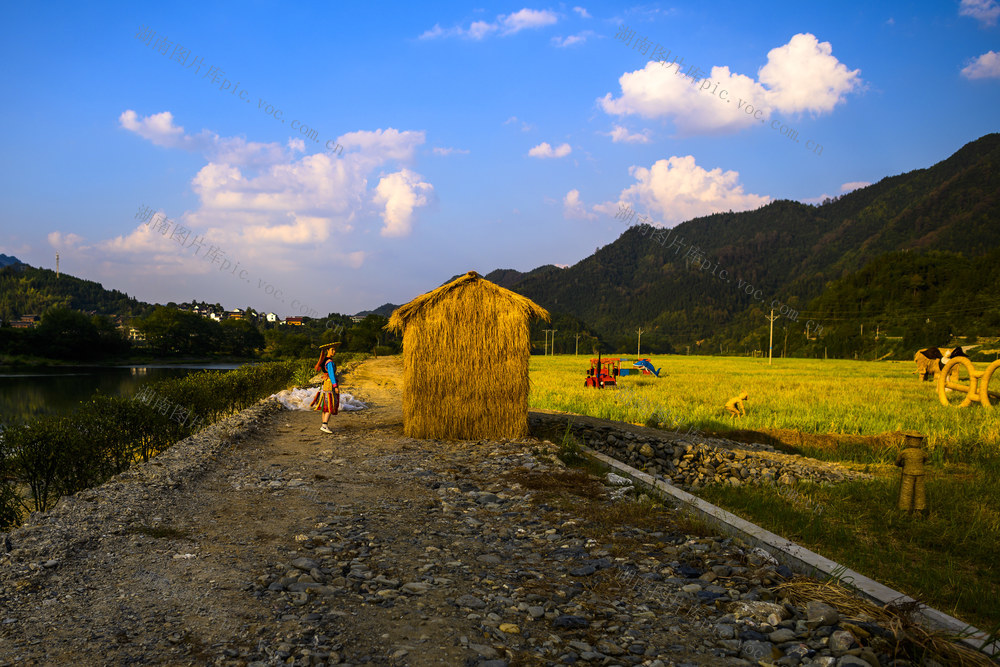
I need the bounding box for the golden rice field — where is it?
[527,354,1000,463]
[528,354,1000,631]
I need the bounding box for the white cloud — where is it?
[563,189,597,220]
[758,33,862,115]
[573,6,591,18]
[599,62,769,135]
[962,51,1000,79]
[606,125,651,143]
[432,146,470,156]
[528,142,572,158]
[120,110,298,168]
[419,24,447,39]
[119,110,196,149]
[47,231,89,251]
[840,181,870,192]
[337,128,426,163]
[960,0,1000,26]
[373,169,435,238]
[552,31,594,47]
[466,20,498,40]
[499,8,558,34]
[94,112,437,289]
[599,33,861,135]
[615,155,770,225]
[503,116,535,132]
[419,8,557,40]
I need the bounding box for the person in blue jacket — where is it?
[310,342,340,433]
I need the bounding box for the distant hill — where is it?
[481,266,563,290]
[475,133,1000,357]
[355,303,399,318]
[0,254,22,269]
[0,264,153,323]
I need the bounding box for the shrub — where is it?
[5,418,64,513]
[0,432,22,529]
[0,360,298,530]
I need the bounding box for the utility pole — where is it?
[766,308,779,365]
[636,327,645,358]
[575,333,581,355]
[543,329,556,355]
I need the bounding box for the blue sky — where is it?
[1,1,998,317]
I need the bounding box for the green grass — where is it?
[697,464,1000,632]
[528,354,1000,632]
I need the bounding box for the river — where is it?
[0,364,244,424]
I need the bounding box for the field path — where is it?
[2,356,766,666]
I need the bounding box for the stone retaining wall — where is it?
[528,413,869,491]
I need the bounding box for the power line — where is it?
[794,296,1000,318]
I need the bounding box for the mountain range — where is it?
[468,133,1000,357]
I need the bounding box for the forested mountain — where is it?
[0,254,22,269]
[502,133,1000,357]
[0,265,152,323]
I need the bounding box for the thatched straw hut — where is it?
[385,271,550,440]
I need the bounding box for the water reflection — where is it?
[0,364,244,424]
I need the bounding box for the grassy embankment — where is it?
[1,354,372,531]
[528,354,1000,633]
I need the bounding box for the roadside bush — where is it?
[5,418,64,514]
[0,360,298,531]
[0,432,23,529]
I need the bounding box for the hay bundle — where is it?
[385,271,549,440]
[774,577,997,666]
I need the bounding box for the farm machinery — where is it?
[585,356,619,388]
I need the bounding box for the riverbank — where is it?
[0,354,260,369]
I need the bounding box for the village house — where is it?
[10,314,40,329]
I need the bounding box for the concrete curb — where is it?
[582,445,998,658]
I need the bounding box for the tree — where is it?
[346,315,388,352]
[220,319,265,356]
[35,307,100,359]
[137,307,219,355]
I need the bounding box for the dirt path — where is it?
[0,357,894,666]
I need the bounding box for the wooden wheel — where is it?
[979,359,1000,408]
[937,357,978,407]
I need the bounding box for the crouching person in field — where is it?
[725,392,748,418]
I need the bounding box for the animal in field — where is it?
[913,347,968,381]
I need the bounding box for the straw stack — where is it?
[386,271,549,440]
